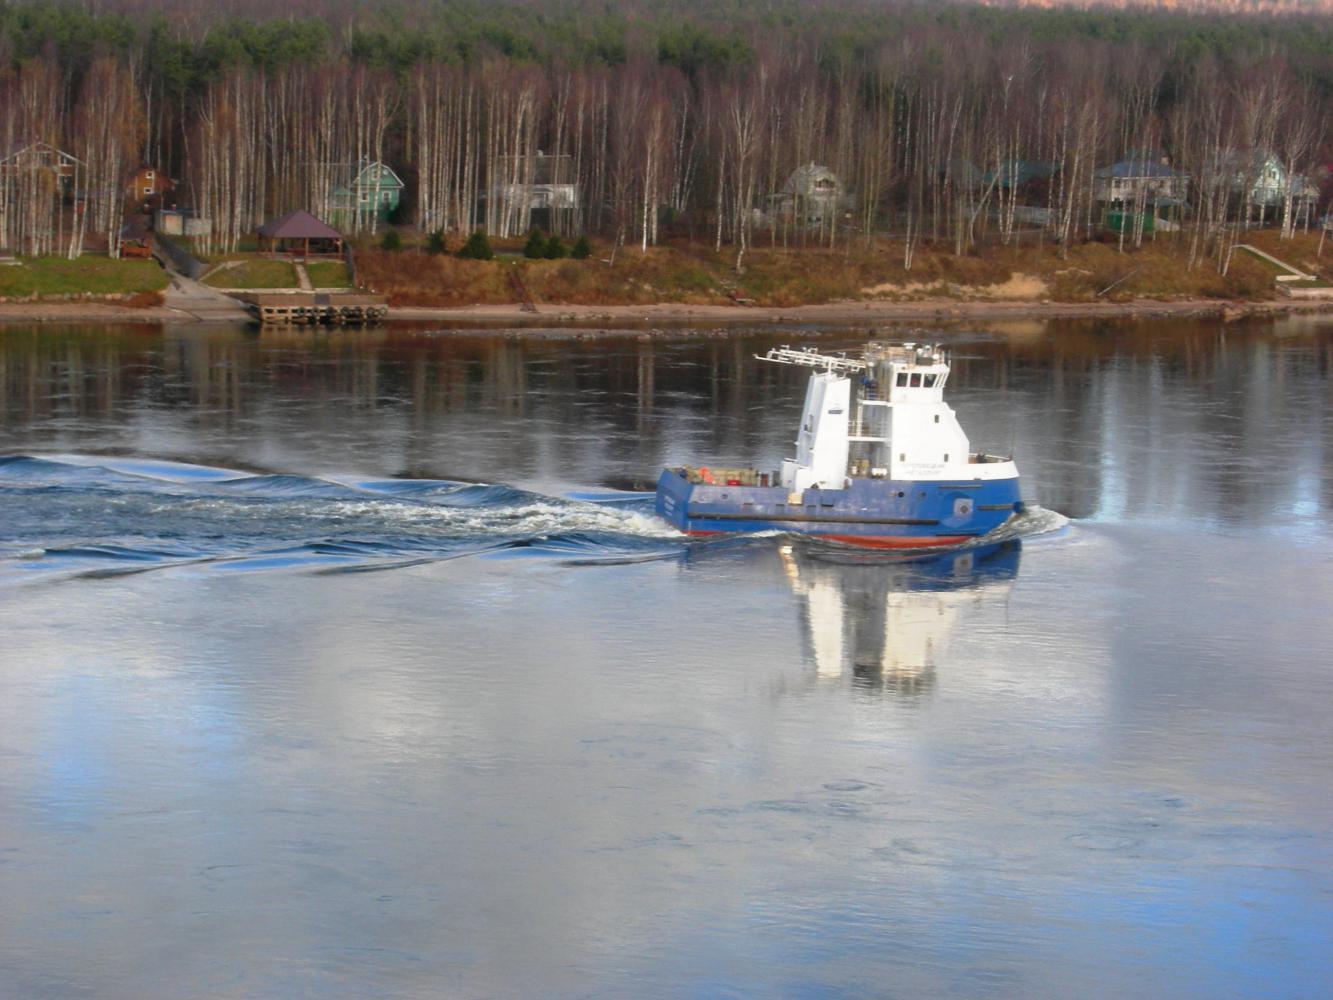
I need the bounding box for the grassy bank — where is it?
[0,256,167,304]
[354,232,1330,309]
[202,259,298,289]
[306,261,351,288]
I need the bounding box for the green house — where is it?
[329,160,405,227]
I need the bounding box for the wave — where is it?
[0,454,690,581]
[0,455,1069,581]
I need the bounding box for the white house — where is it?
[773,163,847,225]
[492,152,579,233]
[1093,156,1189,205]
[1219,150,1320,224]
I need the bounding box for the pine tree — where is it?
[458,231,494,260]
[544,234,568,259]
[571,235,592,259]
[380,228,403,251]
[523,229,547,258]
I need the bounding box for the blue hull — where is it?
[655,469,1022,548]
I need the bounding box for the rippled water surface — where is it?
[1,317,1331,998]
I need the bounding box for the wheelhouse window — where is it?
[909,373,922,387]
[896,372,908,387]
[923,374,937,387]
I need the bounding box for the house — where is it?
[127,165,172,203]
[1219,150,1320,223]
[328,160,405,226]
[1230,151,1288,207]
[491,152,579,232]
[257,210,343,256]
[982,160,1058,192]
[0,139,83,189]
[944,158,986,191]
[772,163,847,225]
[1094,156,1189,205]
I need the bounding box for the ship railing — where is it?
[756,345,868,374]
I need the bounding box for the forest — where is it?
[0,0,1330,276]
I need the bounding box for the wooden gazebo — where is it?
[257,209,343,256]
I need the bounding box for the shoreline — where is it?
[0,296,1328,328]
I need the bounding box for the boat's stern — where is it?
[654,468,694,531]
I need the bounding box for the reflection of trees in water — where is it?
[782,541,1022,699]
[0,320,1329,522]
[945,317,1333,527]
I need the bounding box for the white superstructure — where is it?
[758,342,1016,491]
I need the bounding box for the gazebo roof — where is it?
[257,209,342,240]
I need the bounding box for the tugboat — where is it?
[654,342,1023,548]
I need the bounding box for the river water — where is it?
[1,316,1330,998]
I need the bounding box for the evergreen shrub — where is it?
[458,231,494,260]
[523,229,547,258]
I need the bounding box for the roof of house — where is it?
[1095,159,1187,179]
[781,163,841,194]
[328,159,405,192]
[496,153,576,186]
[983,160,1058,188]
[257,209,342,240]
[1215,149,1283,175]
[948,158,986,187]
[0,138,85,166]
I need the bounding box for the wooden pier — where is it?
[239,292,389,326]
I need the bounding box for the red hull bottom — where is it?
[686,530,971,549]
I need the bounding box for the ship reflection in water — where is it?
[781,540,1021,695]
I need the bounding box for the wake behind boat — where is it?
[655,342,1023,548]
